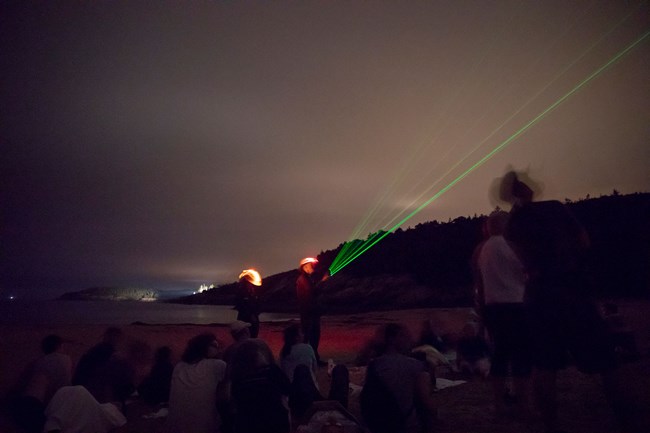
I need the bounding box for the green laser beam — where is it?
[342,34,502,244]
[341,3,638,246]
[369,7,642,238]
[330,231,386,271]
[330,29,649,275]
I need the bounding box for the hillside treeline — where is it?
[177,192,650,312]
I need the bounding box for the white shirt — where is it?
[167,358,227,433]
[280,343,318,387]
[478,235,526,304]
[44,385,126,433]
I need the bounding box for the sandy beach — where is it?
[2,300,649,433]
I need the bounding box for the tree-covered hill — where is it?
[175,192,650,313]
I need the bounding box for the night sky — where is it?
[2,1,649,299]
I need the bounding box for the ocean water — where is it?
[0,300,297,326]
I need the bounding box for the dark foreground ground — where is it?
[1,300,649,433]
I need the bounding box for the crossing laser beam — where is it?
[352,5,643,247]
[329,29,649,276]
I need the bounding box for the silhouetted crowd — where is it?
[9,317,460,433]
[7,305,638,433]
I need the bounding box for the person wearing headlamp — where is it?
[236,269,262,338]
[296,257,328,366]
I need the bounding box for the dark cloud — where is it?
[1,1,648,298]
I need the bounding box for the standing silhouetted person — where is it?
[235,269,263,338]
[474,210,532,416]
[296,257,328,365]
[503,171,623,433]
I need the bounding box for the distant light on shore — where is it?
[194,284,216,294]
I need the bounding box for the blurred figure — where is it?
[11,334,72,433]
[72,327,122,387]
[72,327,135,407]
[413,320,450,390]
[474,210,532,415]
[296,257,328,365]
[220,320,253,433]
[504,171,622,433]
[289,362,351,429]
[360,323,437,433]
[417,319,447,353]
[279,323,318,385]
[601,302,640,362]
[43,385,126,433]
[328,364,350,409]
[236,269,263,338]
[125,338,153,394]
[230,339,291,433]
[355,325,390,366]
[167,333,227,433]
[137,346,173,406]
[456,322,491,378]
[223,320,252,365]
[288,364,323,422]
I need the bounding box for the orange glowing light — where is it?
[239,269,262,286]
[299,257,318,268]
